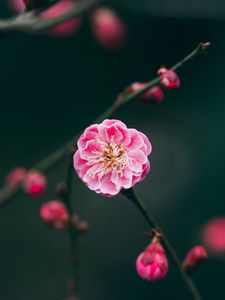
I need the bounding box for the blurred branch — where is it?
[63,160,80,300]
[0,0,102,34]
[0,42,210,207]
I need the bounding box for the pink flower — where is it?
[9,0,81,37]
[40,200,69,226]
[73,119,152,197]
[23,171,46,196]
[183,246,208,271]
[158,67,180,89]
[202,217,225,253]
[136,241,169,281]
[127,83,164,104]
[91,7,126,50]
[5,167,27,187]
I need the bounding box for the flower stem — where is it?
[121,188,203,300]
[0,42,210,207]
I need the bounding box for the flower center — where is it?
[101,142,128,171]
[88,140,131,178]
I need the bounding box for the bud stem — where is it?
[121,188,203,300]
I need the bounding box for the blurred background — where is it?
[0,0,224,299]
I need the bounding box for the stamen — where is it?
[87,141,131,178]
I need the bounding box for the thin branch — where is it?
[121,188,203,300]
[0,0,102,33]
[0,42,210,207]
[63,159,80,300]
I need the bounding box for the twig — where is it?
[0,42,210,207]
[0,0,102,33]
[121,188,203,300]
[63,158,80,300]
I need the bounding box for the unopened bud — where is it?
[23,171,47,196]
[91,7,126,51]
[140,86,164,104]
[202,217,225,253]
[77,221,89,233]
[158,67,180,89]
[55,182,68,197]
[40,200,69,228]
[5,167,27,187]
[41,0,82,37]
[183,246,208,272]
[126,82,164,104]
[201,42,211,51]
[136,240,168,281]
[9,0,81,37]
[71,215,89,233]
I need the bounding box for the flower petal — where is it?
[100,172,120,196]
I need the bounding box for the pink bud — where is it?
[140,86,164,104]
[23,171,46,196]
[91,7,126,50]
[202,42,211,50]
[9,0,81,37]
[9,0,25,12]
[5,167,27,187]
[202,217,225,253]
[126,83,164,104]
[40,200,69,226]
[55,182,69,197]
[41,0,82,37]
[136,241,169,281]
[158,67,180,89]
[183,246,208,271]
[127,82,146,93]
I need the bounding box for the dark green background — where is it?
[0,1,224,299]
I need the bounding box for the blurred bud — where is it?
[41,0,82,37]
[71,214,80,226]
[158,67,180,89]
[136,240,168,281]
[9,0,25,12]
[91,7,126,51]
[126,82,146,93]
[71,214,89,234]
[9,0,82,37]
[202,217,225,253]
[140,86,164,104]
[77,221,89,233]
[202,42,211,51]
[126,82,164,104]
[183,246,208,272]
[55,182,68,197]
[23,171,46,196]
[5,167,27,187]
[40,200,69,228]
